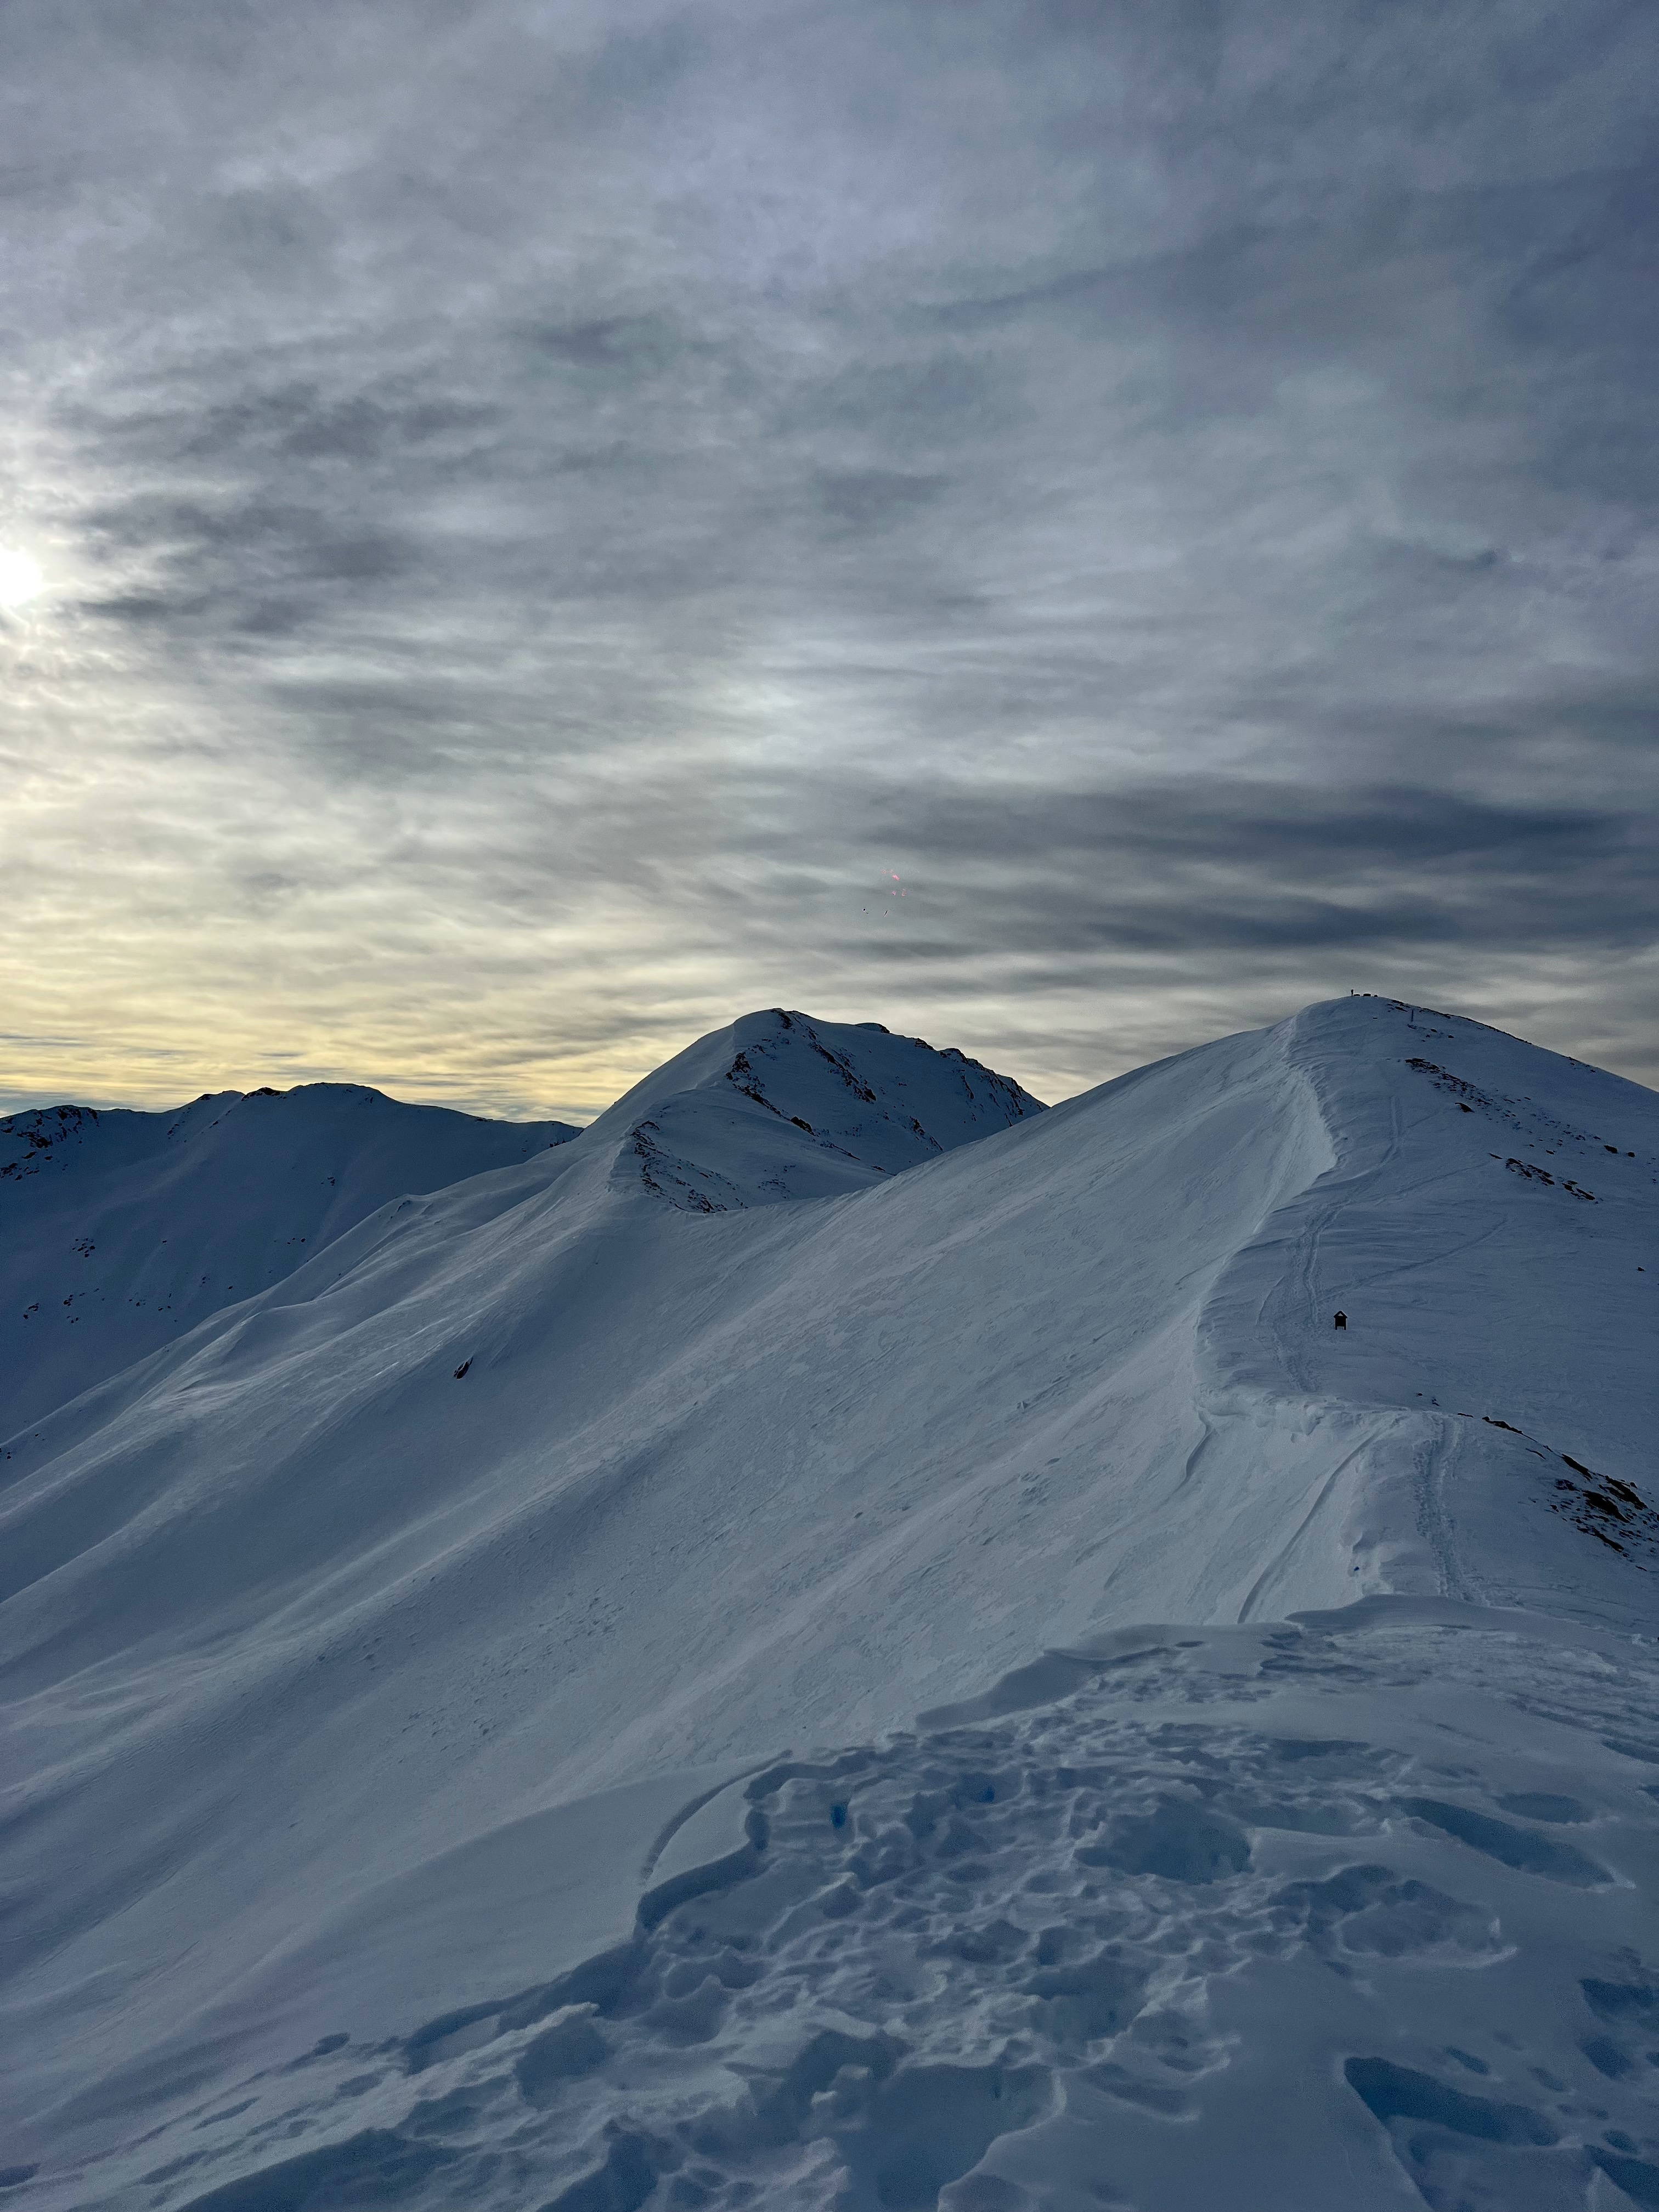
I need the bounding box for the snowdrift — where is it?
[1,999,1654,2212]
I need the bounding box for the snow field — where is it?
[1,996,1655,2208]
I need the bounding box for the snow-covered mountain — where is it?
[591,1008,1046,1212]
[0,1084,579,1439]
[1,998,1654,2212]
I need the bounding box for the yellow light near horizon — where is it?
[0,546,44,607]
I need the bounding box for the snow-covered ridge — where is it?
[1,998,1654,2211]
[0,1082,577,1438]
[1184,996,1656,1620]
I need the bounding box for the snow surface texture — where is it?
[1,1000,1655,2211]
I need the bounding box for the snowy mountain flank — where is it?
[1,1000,1655,2212]
[0,1084,578,1439]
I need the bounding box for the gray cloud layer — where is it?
[1,0,1655,1114]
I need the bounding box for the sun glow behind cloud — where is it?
[0,548,43,608]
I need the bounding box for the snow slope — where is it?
[0,1085,579,1438]
[1,998,1654,2211]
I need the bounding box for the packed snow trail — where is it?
[1,999,1654,2208]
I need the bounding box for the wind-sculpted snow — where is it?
[43,1607,1657,2212]
[1,997,1655,2208]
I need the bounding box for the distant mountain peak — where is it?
[601,1007,1045,1212]
[0,1086,579,1437]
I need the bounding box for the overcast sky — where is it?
[2,0,1655,1119]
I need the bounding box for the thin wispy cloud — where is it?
[2,0,1655,1117]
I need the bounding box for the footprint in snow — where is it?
[143,1617,1659,2212]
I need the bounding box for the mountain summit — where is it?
[2,998,1654,2211]
[589,1007,1046,1211]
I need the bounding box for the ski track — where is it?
[1416,1420,1477,1606]
[1234,1438,1370,1624]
